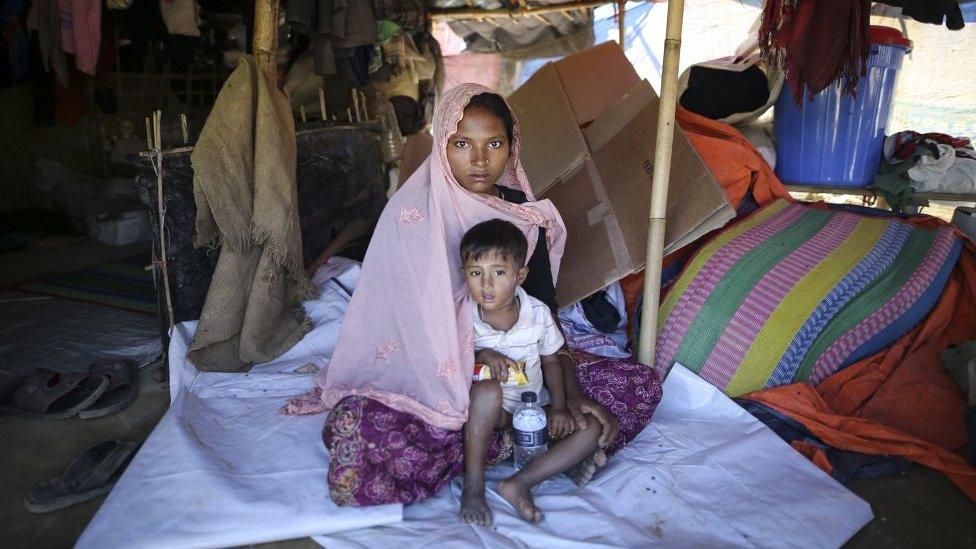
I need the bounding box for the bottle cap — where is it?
[520,391,537,403]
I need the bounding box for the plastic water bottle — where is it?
[513,392,548,470]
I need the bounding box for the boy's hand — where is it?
[475,348,515,382]
[548,408,575,439]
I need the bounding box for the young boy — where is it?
[459,219,602,526]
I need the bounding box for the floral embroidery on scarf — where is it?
[397,207,424,225]
[464,331,475,354]
[436,358,457,379]
[375,338,398,361]
[436,400,454,414]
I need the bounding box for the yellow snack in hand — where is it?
[472,361,528,387]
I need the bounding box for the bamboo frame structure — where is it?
[637,0,685,366]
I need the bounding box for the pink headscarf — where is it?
[317,84,566,430]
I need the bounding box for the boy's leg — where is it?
[498,413,602,523]
[461,380,505,526]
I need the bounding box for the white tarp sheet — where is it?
[316,365,873,548]
[79,259,873,548]
[0,291,162,378]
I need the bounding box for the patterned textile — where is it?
[656,199,961,397]
[323,395,511,507]
[323,353,663,506]
[572,351,663,456]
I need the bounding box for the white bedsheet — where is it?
[78,258,873,548]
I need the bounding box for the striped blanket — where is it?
[656,199,961,396]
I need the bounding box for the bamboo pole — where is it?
[252,0,280,76]
[636,0,685,367]
[617,2,627,45]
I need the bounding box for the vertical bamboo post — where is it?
[617,1,627,46]
[180,113,189,143]
[352,89,362,122]
[152,110,176,331]
[637,0,685,367]
[252,0,280,77]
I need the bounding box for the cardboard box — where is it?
[508,42,735,305]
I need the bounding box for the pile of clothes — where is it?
[872,131,976,212]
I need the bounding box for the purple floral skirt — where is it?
[323,352,663,506]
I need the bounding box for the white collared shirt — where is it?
[472,286,565,413]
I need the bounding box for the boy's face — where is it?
[463,250,528,312]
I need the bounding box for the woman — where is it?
[315,83,662,507]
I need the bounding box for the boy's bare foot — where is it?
[460,483,493,526]
[568,448,607,486]
[497,478,543,523]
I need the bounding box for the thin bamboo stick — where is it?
[359,91,369,121]
[319,88,328,120]
[180,113,189,143]
[351,89,362,122]
[636,0,685,367]
[300,105,307,123]
[152,110,176,331]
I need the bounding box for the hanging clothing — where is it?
[159,0,200,38]
[875,0,965,30]
[27,0,67,86]
[188,56,310,372]
[287,0,377,76]
[759,0,870,101]
[58,0,100,75]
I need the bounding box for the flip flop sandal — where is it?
[78,359,138,420]
[23,440,137,513]
[0,368,108,420]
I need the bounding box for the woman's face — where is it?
[447,105,510,195]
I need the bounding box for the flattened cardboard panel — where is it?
[552,41,641,126]
[662,130,736,253]
[583,80,655,152]
[508,64,588,197]
[546,164,623,306]
[553,90,734,305]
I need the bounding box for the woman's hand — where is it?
[566,396,619,448]
[475,348,515,382]
[548,407,575,439]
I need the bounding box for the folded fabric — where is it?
[558,282,630,359]
[873,131,976,205]
[656,199,961,396]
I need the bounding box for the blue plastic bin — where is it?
[774,26,912,187]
